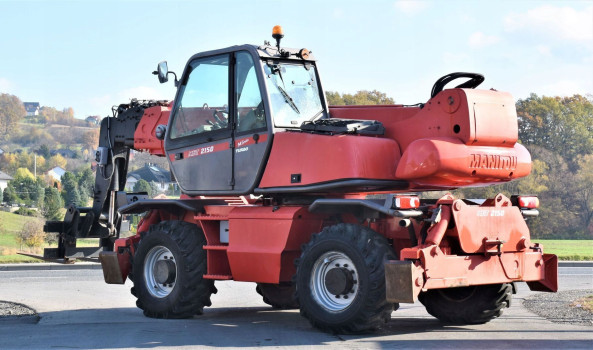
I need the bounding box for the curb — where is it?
[558,261,593,268]
[1,261,590,271]
[0,262,101,271]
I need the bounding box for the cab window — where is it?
[170,54,229,139]
[235,51,266,133]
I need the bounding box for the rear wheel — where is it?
[418,283,512,324]
[296,224,397,334]
[131,220,216,318]
[256,282,299,309]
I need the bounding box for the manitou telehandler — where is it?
[44,27,557,333]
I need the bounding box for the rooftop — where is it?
[0,171,13,181]
[128,164,171,184]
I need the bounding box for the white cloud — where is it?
[536,45,551,56]
[504,5,593,42]
[394,1,429,16]
[332,8,344,19]
[468,32,501,48]
[0,78,13,92]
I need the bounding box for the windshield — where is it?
[264,62,324,128]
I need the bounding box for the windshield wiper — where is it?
[276,85,300,114]
[310,109,324,120]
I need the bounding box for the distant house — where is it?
[0,171,13,193]
[85,116,101,125]
[50,149,77,158]
[23,102,40,116]
[47,166,67,182]
[126,164,173,193]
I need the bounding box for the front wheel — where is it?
[418,283,512,324]
[296,224,397,334]
[131,220,216,318]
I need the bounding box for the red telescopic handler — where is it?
[44,27,557,333]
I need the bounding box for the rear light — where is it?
[518,196,539,209]
[394,196,420,209]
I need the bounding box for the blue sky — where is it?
[1,0,591,118]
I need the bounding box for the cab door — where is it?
[232,51,270,193]
[165,54,234,194]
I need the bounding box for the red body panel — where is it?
[451,196,531,254]
[259,132,401,188]
[327,89,524,189]
[133,104,171,156]
[226,206,324,283]
[395,137,531,187]
[330,89,518,150]
[399,194,557,293]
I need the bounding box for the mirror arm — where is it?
[169,72,179,87]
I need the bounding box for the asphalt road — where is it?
[0,265,591,350]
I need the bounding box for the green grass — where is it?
[0,211,45,262]
[0,211,102,263]
[533,239,593,261]
[0,254,45,263]
[0,211,41,235]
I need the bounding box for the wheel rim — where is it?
[310,251,359,312]
[144,245,177,298]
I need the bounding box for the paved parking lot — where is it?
[0,264,591,349]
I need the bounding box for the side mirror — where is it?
[157,61,169,84]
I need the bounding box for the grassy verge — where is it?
[572,295,593,312]
[534,239,593,261]
[1,211,105,263]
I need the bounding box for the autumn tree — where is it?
[16,220,46,250]
[48,154,67,170]
[0,93,25,139]
[81,129,100,151]
[575,155,593,234]
[517,94,593,169]
[326,90,395,106]
[4,168,45,207]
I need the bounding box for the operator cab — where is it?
[161,27,328,195]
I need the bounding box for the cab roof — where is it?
[188,44,316,62]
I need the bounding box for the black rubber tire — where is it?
[418,283,512,324]
[256,282,299,309]
[130,220,216,318]
[295,223,397,334]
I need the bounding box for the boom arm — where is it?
[44,99,170,260]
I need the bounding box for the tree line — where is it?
[0,93,93,138]
[1,167,94,221]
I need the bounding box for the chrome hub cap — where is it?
[144,246,177,298]
[311,251,359,312]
